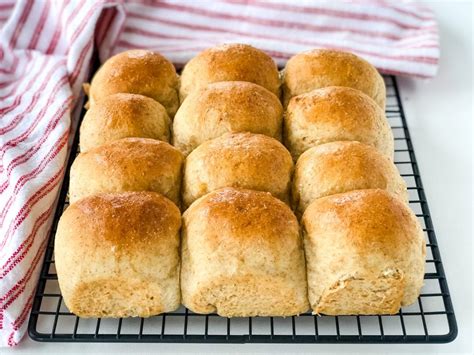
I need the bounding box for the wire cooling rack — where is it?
[28,75,457,344]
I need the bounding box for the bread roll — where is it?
[284,86,393,160]
[79,93,170,152]
[69,138,183,206]
[302,189,425,315]
[282,49,385,108]
[179,43,280,100]
[173,81,283,155]
[55,192,181,318]
[88,50,179,117]
[183,132,293,209]
[293,141,407,216]
[181,187,309,317]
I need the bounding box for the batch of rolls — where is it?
[55,44,425,319]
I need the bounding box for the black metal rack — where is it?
[28,75,457,344]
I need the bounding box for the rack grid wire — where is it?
[28,75,457,344]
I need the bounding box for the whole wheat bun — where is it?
[179,43,280,100]
[173,81,283,156]
[69,138,183,206]
[182,132,293,209]
[181,187,309,317]
[282,49,386,108]
[88,50,179,117]
[79,93,170,152]
[302,189,425,315]
[293,141,407,217]
[284,86,393,161]
[55,191,181,318]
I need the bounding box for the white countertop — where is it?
[5,1,473,354]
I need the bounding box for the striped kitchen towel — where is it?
[0,0,438,346]
[111,0,439,76]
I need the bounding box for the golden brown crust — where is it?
[79,93,170,152]
[89,50,179,117]
[303,189,422,256]
[182,132,293,208]
[302,189,425,315]
[62,192,181,251]
[284,86,393,160]
[55,192,181,317]
[179,43,280,100]
[181,187,309,316]
[173,81,283,155]
[292,141,407,217]
[69,138,184,206]
[282,49,386,108]
[183,187,297,241]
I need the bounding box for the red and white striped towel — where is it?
[0,0,439,346]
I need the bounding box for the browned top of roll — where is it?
[292,141,407,215]
[179,43,280,100]
[182,132,293,207]
[184,187,298,246]
[302,189,422,256]
[173,81,283,155]
[58,192,181,254]
[79,93,170,152]
[88,50,179,116]
[69,138,183,204]
[283,49,385,108]
[284,86,393,160]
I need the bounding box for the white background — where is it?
[5,1,473,354]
